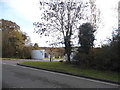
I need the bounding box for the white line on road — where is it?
[11,64,17,66]
[2,63,16,66]
[2,63,6,64]
[3,63,119,87]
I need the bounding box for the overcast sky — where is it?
[0,0,119,47]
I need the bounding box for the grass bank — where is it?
[21,61,119,82]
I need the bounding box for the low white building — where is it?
[31,50,45,60]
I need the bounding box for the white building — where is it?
[31,50,45,60]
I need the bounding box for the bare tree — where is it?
[89,0,101,30]
[33,0,90,62]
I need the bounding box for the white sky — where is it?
[0,0,119,47]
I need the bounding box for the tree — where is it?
[89,0,101,30]
[1,19,31,58]
[33,43,39,50]
[73,23,95,67]
[33,0,89,62]
[78,23,95,54]
[109,29,120,70]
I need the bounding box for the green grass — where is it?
[21,61,119,82]
[45,58,63,60]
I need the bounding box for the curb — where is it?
[17,63,120,85]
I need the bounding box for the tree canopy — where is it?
[1,19,31,58]
[33,43,40,50]
[78,23,95,54]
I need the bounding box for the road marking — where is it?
[3,63,119,87]
[2,63,6,64]
[11,64,17,66]
[3,63,17,66]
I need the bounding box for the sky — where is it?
[0,0,119,47]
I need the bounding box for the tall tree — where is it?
[33,0,89,62]
[78,23,95,54]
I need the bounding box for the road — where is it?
[2,60,120,88]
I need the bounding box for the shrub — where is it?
[73,52,92,68]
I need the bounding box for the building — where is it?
[39,47,65,58]
[31,50,45,60]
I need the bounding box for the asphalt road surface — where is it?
[2,60,120,88]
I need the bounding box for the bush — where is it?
[14,46,32,59]
[73,52,92,68]
[92,46,119,71]
[73,30,120,72]
[73,46,119,72]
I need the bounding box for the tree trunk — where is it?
[50,55,52,62]
[67,53,71,63]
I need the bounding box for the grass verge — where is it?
[45,58,63,60]
[21,61,119,82]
